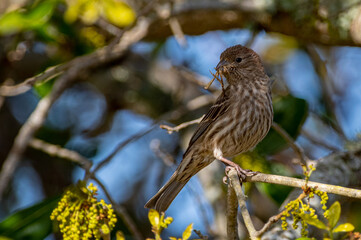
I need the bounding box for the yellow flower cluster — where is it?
[50,183,117,240]
[281,165,329,237]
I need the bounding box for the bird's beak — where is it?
[216,59,228,71]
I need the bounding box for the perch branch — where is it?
[246,172,361,199]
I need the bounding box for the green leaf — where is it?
[0,196,60,239]
[328,201,341,229]
[300,214,327,230]
[256,95,308,155]
[34,77,55,98]
[296,238,312,240]
[0,0,57,35]
[148,209,159,227]
[182,223,193,240]
[332,223,354,233]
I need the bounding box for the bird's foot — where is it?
[223,162,258,182]
[216,153,258,182]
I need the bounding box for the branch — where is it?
[145,1,361,47]
[169,17,187,47]
[227,168,257,239]
[0,64,67,96]
[160,115,203,134]
[246,172,361,199]
[301,129,340,152]
[0,17,151,200]
[305,46,347,139]
[29,138,92,170]
[226,183,239,240]
[90,124,157,175]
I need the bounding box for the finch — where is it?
[145,45,273,212]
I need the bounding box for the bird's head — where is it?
[216,45,267,86]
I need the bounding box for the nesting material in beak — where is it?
[205,70,225,91]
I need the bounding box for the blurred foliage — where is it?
[64,0,135,27]
[0,0,57,35]
[0,196,60,240]
[0,0,134,36]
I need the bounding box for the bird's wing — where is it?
[184,89,231,156]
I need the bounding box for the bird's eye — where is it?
[235,57,242,63]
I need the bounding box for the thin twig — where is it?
[227,168,257,239]
[0,64,66,96]
[150,139,176,166]
[169,17,187,47]
[92,175,143,240]
[29,138,92,170]
[194,229,209,240]
[160,115,203,134]
[305,46,346,140]
[301,129,339,152]
[255,192,307,237]
[272,122,308,166]
[226,183,239,240]
[90,124,157,175]
[96,18,122,36]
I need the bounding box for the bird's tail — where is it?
[144,171,189,212]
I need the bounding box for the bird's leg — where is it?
[214,148,258,181]
[221,157,258,181]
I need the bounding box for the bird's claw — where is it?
[223,176,228,185]
[225,165,258,182]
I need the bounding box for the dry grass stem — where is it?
[205,70,224,90]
